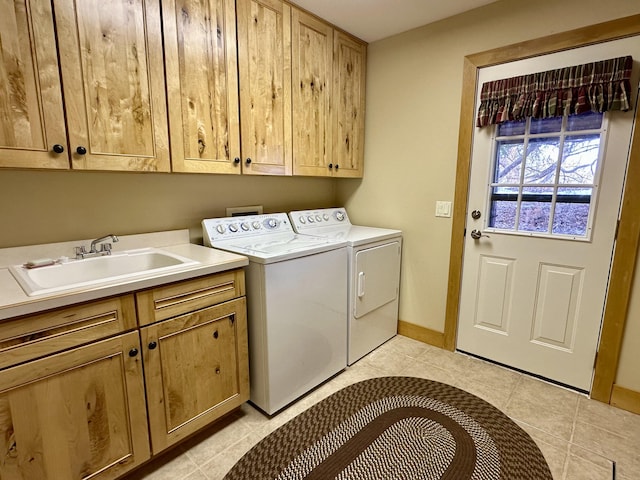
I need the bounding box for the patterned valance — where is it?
[476,55,633,127]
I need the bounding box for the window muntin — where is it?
[487,112,605,239]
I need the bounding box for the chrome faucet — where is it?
[75,234,119,259]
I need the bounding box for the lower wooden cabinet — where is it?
[0,331,149,480]
[0,270,249,480]
[141,297,249,453]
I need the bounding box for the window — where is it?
[488,112,605,239]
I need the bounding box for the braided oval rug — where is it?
[223,376,552,480]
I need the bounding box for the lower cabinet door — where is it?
[141,297,249,453]
[0,331,150,480]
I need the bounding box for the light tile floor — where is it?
[126,335,640,480]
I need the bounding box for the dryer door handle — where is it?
[357,272,366,298]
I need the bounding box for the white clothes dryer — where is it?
[203,213,348,415]
[289,208,402,365]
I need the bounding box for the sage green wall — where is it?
[0,170,336,248]
[336,0,640,391]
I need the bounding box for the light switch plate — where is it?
[435,201,452,218]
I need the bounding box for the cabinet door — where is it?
[291,9,333,177]
[141,297,249,453]
[0,331,149,480]
[237,0,292,175]
[163,0,241,174]
[0,0,68,169]
[333,31,366,178]
[53,0,170,172]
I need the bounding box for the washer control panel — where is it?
[202,213,293,246]
[289,208,351,232]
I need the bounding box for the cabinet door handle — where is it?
[234,157,241,164]
[76,146,87,155]
[245,158,252,165]
[148,341,157,350]
[335,164,339,170]
[128,348,139,357]
[328,163,333,169]
[213,330,219,339]
[52,144,65,154]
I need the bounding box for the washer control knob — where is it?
[241,222,250,231]
[216,224,226,234]
[252,221,261,230]
[229,224,238,233]
[323,213,330,221]
[315,214,322,222]
[335,211,345,221]
[307,215,315,223]
[265,218,278,229]
[299,216,306,224]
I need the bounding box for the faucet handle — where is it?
[75,246,87,259]
[100,243,113,254]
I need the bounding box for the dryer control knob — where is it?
[335,211,345,221]
[323,214,330,221]
[216,224,226,234]
[229,224,238,232]
[307,215,315,223]
[299,216,306,224]
[315,214,322,222]
[240,222,250,231]
[252,221,261,229]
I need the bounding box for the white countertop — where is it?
[0,230,248,320]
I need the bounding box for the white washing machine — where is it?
[202,213,348,415]
[289,208,402,365]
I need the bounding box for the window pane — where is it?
[489,186,518,230]
[560,134,600,184]
[497,120,526,136]
[519,187,553,233]
[495,140,524,183]
[524,137,560,184]
[530,116,562,134]
[567,112,603,131]
[552,187,592,236]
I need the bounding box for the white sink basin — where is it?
[10,248,200,296]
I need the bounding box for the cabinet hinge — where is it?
[593,350,599,369]
[615,219,620,240]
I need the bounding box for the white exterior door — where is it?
[457,38,639,391]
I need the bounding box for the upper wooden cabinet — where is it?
[0,0,365,176]
[0,0,68,169]
[162,0,242,174]
[332,31,366,178]
[237,0,293,175]
[53,0,170,172]
[291,9,333,176]
[291,8,366,178]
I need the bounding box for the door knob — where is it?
[470,229,490,240]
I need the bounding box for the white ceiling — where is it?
[289,0,498,43]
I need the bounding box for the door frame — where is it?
[444,14,640,403]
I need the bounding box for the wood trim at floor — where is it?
[610,384,640,415]
[398,321,445,349]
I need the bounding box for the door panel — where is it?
[163,0,241,173]
[53,0,169,171]
[354,241,401,318]
[0,0,68,168]
[237,0,292,175]
[457,37,640,391]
